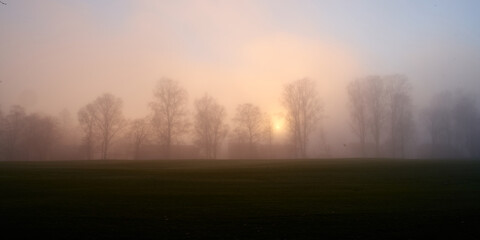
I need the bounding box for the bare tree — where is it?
[22,114,57,161]
[1,106,57,161]
[58,109,76,142]
[2,105,26,160]
[233,103,263,158]
[0,107,4,160]
[92,93,125,160]
[262,114,274,158]
[52,109,81,160]
[282,78,322,158]
[423,91,479,159]
[78,94,125,160]
[193,94,228,159]
[364,76,387,157]
[78,104,97,160]
[347,79,368,157]
[394,93,414,158]
[385,75,414,158]
[425,92,455,157]
[150,78,190,159]
[453,93,478,158]
[128,117,151,160]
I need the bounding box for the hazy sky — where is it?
[1,0,480,154]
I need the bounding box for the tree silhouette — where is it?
[233,103,263,158]
[150,78,190,159]
[193,94,228,159]
[347,78,368,157]
[78,93,125,160]
[385,75,414,158]
[364,76,387,157]
[282,78,322,158]
[128,117,151,160]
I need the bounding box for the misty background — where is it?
[1,0,479,160]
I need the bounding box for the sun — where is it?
[272,116,285,132]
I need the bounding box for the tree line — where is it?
[0,78,321,160]
[347,75,480,159]
[347,75,414,158]
[0,76,478,160]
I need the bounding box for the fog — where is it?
[1,0,479,160]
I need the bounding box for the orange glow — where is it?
[272,115,285,133]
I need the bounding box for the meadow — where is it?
[0,159,479,239]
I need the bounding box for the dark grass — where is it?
[1,159,480,239]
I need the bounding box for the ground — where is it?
[0,159,479,239]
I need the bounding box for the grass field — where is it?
[0,159,479,239]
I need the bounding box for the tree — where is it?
[424,92,455,157]
[453,93,478,158]
[193,94,228,159]
[262,114,274,158]
[2,105,26,160]
[150,78,190,159]
[93,93,125,160]
[128,117,151,160]
[78,104,97,160]
[385,75,414,158]
[1,106,57,161]
[58,109,76,142]
[233,103,263,158]
[52,109,81,160]
[394,93,414,158]
[22,114,57,161]
[282,78,322,158]
[78,93,125,160]
[347,78,368,157]
[364,76,387,157]
[0,107,4,160]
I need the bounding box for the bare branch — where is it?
[193,94,228,159]
[282,78,322,158]
[150,78,189,159]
